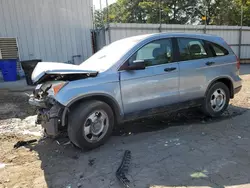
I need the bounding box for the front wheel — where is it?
[68,100,114,149]
[202,82,230,117]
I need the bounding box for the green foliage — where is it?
[228,0,250,26]
[94,0,250,27]
[138,1,169,23]
[94,10,104,28]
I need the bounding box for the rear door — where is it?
[205,41,237,75]
[176,37,215,102]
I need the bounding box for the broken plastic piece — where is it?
[14,139,37,149]
[116,150,131,188]
[0,163,5,169]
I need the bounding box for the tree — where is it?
[93,0,250,27]
[94,10,104,28]
[193,0,250,26]
[102,0,145,23]
[227,0,250,26]
[138,1,170,23]
[166,0,198,24]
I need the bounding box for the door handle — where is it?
[164,67,176,72]
[206,61,215,66]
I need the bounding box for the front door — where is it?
[119,38,180,116]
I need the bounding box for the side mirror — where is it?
[126,60,146,70]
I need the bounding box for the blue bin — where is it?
[0,59,17,82]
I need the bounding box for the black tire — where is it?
[202,82,230,117]
[68,100,114,149]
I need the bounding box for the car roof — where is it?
[157,32,220,40]
[120,32,226,50]
[114,33,224,46]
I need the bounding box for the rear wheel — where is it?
[202,82,230,117]
[68,100,114,149]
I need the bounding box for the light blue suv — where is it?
[29,33,242,149]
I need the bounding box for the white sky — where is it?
[93,0,117,10]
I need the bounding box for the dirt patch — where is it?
[0,134,44,188]
[230,74,250,107]
[0,134,39,165]
[0,91,42,136]
[0,91,36,120]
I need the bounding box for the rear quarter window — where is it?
[209,42,229,56]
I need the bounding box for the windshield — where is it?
[80,35,150,72]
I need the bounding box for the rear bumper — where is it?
[233,77,242,96]
[234,86,242,95]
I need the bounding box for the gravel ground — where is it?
[0,65,250,188]
[0,91,42,136]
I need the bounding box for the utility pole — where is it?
[105,0,111,44]
[100,0,104,25]
[204,10,207,33]
[204,0,208,33]
[202,0,208,33]
[92,5,95,29]
[239,0,245,60]
[159,0,162,32]
[241,0,245,27]
[100,0,102,10]
[106,0,109,25]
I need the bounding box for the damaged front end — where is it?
[29,62,98,137]
[29,83,67,137]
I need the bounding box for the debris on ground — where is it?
[0,162,5,169]
[77,183,82,187]
[116,150,132,188]
[55,136,71,146]
[0,115,43,136]
[14,139,37,149]
[88,158,96,166]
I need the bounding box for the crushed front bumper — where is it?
[234,86,242,95]
[29,97,47,108]
[29,96,65,136]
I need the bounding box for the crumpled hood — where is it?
[31,62,98,84]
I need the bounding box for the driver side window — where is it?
[128,39,173,67]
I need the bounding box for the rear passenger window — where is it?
[177,38,208,61]
[209,42,229,56]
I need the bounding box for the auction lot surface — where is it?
[1,65,250,188]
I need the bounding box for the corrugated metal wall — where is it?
[104,23,250,59]
[0,0,93,64]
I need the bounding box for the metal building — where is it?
[0,0,93,64]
